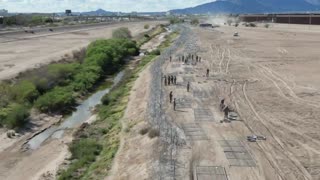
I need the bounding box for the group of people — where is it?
[164,75,177,86]
[177,54,202,65]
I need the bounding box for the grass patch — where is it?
[58,30,180,179]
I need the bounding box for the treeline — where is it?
[0,32,138,129]
[3,15,55,26]
[58,29,177,180]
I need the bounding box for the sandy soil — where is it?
[106,31,170,180]
[0,21,166,180]
[106,63,156,180]
[0,21,165,80]
[157,24,320,180]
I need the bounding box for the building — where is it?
[0,9,8,16]
[239,13,320,25]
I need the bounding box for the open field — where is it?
[136,24,320,180]
[0,21,165,80]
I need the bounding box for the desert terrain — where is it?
[1,21,320,180]
[110,23,320,180]
[0,21,164,80]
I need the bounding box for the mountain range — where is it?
[170,0,320,14]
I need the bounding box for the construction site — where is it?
[0,16,320,180]
[109,23,320,180]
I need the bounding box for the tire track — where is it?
[260,65,320,108]
[242,81,312,180]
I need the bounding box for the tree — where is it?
[112,27,132,39]
[190,18,199,26]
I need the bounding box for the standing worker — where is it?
[174,76,177,85]
[170,76,174,85]
[168,76,171,86]
[173,98,176,111]
[206,69,210,77]
[164,75,167,86]
[169,91,173,103]
[187,82,190,92]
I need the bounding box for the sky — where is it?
[0,0,216,13]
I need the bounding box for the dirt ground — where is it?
[106,32,170,180]
[157,24,320,180]
[0,21,165,80]
[0,21,165,180]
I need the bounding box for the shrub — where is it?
[169,17,184,24]
[139,126,150,135]
[249,22,257,27]
[59,139,102,180]
[0,82,12,107]
[12,80,39,103]
[149,49,161,55]
[144,24,150,29]
[265,24,270,28]
[69,139,102,160]
[34,86,75,112]
[47,63,80,84]
[2,104,30,129]
[190,18,199,26]
[148,128,160,138]
[112,27,132,39]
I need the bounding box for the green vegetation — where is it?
[3,15,55,26]
[144,24,150,29]
[12,80,39,103]
[136,25,166,47]
[59,139,102,180]
[190,18,200,26]
[0,32,139,126]
[0,104,30,129]
[159,31,179,50]
[58,29,179,180]
[34,86,75,113]
[112,27,132,39]
[169,17,184,24]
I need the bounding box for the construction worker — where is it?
[169,91,173,103]
[170,76,174,85]
[174,76,177,85]
[206,69,210,77]
[168,76,171,86]
[164,75,167,86]
[220,99,225,111]
[223,106,230,120]
[173,98,176,111]
[187,82,190,92]
[170,56,172,62]
[199,57,201,62]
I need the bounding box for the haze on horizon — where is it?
[0,0,215,13]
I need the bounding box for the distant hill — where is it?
[170,0,320,14]
[81,9,114,16]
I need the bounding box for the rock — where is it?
[6,130,16,138]
[79,122,89,130]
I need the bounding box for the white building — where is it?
[0,9,8,16]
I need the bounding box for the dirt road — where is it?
[0,21,165,80]
[149,24,320,180]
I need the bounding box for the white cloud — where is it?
[0,0,216,12]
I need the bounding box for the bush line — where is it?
[58,30,179,180]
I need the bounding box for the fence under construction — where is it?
[239,13,320,25]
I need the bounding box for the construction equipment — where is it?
[247,135,267,142]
